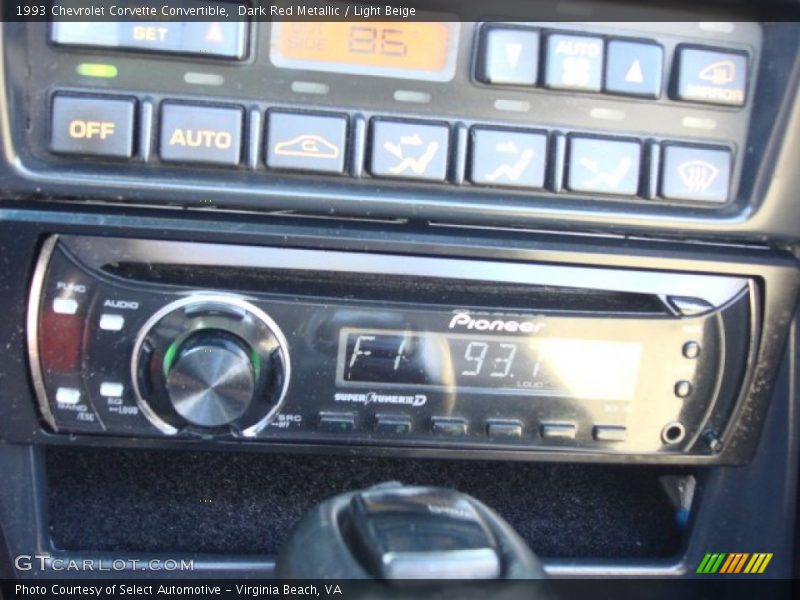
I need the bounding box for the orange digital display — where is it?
[271,22,459,81]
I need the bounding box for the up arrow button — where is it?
[604,39,664,98]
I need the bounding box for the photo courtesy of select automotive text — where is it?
[1,0,800,598]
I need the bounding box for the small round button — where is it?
[682,341,701,359]
[674,380,693,398]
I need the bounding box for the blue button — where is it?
[544,33,603,92]
[266,111,347,174]
[674,47,747,107]
[605,40,663,98]
[470,128,547,189]
[660,145,731,203]
[476,27,539,86]
[370,120,450,182]
[567,137,641,196]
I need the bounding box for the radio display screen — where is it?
[338,329,643,402]
[270,21,460,82]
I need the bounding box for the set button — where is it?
[369,119,450,182]
[51,19,247,60]
[567,136,642,196]
[266,111,347,174]
[469,127,547,189]
[160,102,243,166]
[51,94,135,158]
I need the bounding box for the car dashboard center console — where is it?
[3,7,799,236]
[1,0,800,581]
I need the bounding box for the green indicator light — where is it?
[76,63,118,78]
[163,340,180,376]
[250,349,262,379]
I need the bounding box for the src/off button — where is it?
[160,102,243,166]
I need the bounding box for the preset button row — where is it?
[317,413,629,443]
[49,93,734,204]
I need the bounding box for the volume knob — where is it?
[132,295,290,436]
[165,331,257,428]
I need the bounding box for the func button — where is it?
[51,95,135,158]
[160,103,243,166]
[266,111,347,174]
[660,144,731,203]
[469,127,547,189]
[673,46,748,107]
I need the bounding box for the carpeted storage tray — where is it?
[45,447,685,559]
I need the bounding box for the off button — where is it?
[51,94,135,158]
[160,102,243,166]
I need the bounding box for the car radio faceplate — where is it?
[28,234,757,461]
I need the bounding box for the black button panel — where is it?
[41,21,753,211]
[48,95,735,205]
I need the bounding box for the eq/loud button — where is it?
[160,102,243,166]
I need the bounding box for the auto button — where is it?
[160,102,243,166]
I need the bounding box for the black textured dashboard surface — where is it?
[46,447,684,558]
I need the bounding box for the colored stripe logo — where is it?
[697,552,773,574]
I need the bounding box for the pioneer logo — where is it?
[334,392,427,407]
[448,313,545,334]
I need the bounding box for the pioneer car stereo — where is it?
[25,233,784,463]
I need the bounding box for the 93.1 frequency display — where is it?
[338,329,643,402]
[270,21,460,81]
